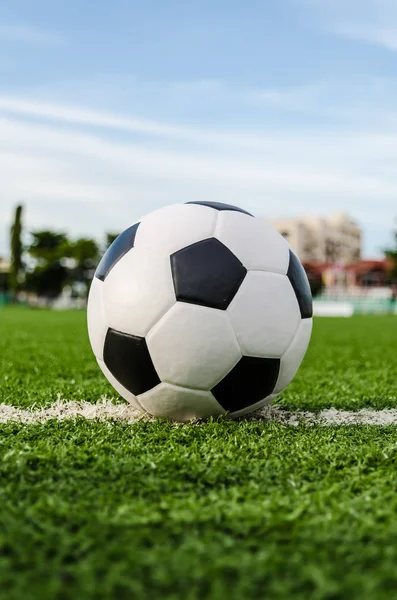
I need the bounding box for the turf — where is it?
[284,314,397,411]
[2,420,397,599]
[0,308,114,407]
[1,307,397,599]
[1,307,397,411]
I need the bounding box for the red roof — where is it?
[302,259,392,275]
[302,262,333,273]
[345,259,391,274]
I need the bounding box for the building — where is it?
[268,212,362,265]
[0,257,9,273]
[0,257,10,294]
[345,259,392,288]
[303,258,392,287]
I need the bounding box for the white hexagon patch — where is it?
[134,203,217,255]
[103,247,176,338]
[215,211,290,274]
[138,382,225,421]
[146,302,242,390]
[228,271,301,358]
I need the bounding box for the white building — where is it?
[267,212,362,264]
[0,257,10,273]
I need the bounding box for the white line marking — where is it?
[1,397,397,426]
[253,407,397,426]
[0,397,143,424]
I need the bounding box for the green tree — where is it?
[28,230,70,263]
[26,232,100,299]
[106,232,120,248]
[25,263,69,298]
[302,263,324,298]
[9,204,24,296]
[70,238,99,270]
[26,231,71,298]
[385,225,397,281]
[69,237,100,293]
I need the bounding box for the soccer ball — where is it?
[87,201,313,421]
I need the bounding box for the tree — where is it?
[28,230,70,263]
[68,237,100,293]
[25,262,69,299]
[25,232,101,299]
[385,225,397,282]
[26,231,71,298]
[9,204,23,296]
[302,263,324,297]
[106,232,120,248]
[70,238,99,270]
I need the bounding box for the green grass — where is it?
[1,307,397,599]
[0,308,114,407]
[284,314,397,411]
[2,420,397,599]
[1,307,397,410]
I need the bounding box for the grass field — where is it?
[1,307,397,599]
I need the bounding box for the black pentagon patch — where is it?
[103,328,160,396]
[212,356,280,413]
[95,222,140,281]
[287,250,313,318]
[171,238,247,310]
[186,201,254,217]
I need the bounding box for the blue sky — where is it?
[1,0,397,257]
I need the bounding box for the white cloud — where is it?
[0,24,64,45]
[0,95,396,259]
[0,96,199,139]
[11,68,397,136]
[301,0,397,50]
[0,112,397,198]
[333,24,397,50]
[247,82,329,111]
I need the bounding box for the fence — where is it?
[0,293,12,307]
[314,297,397,317]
